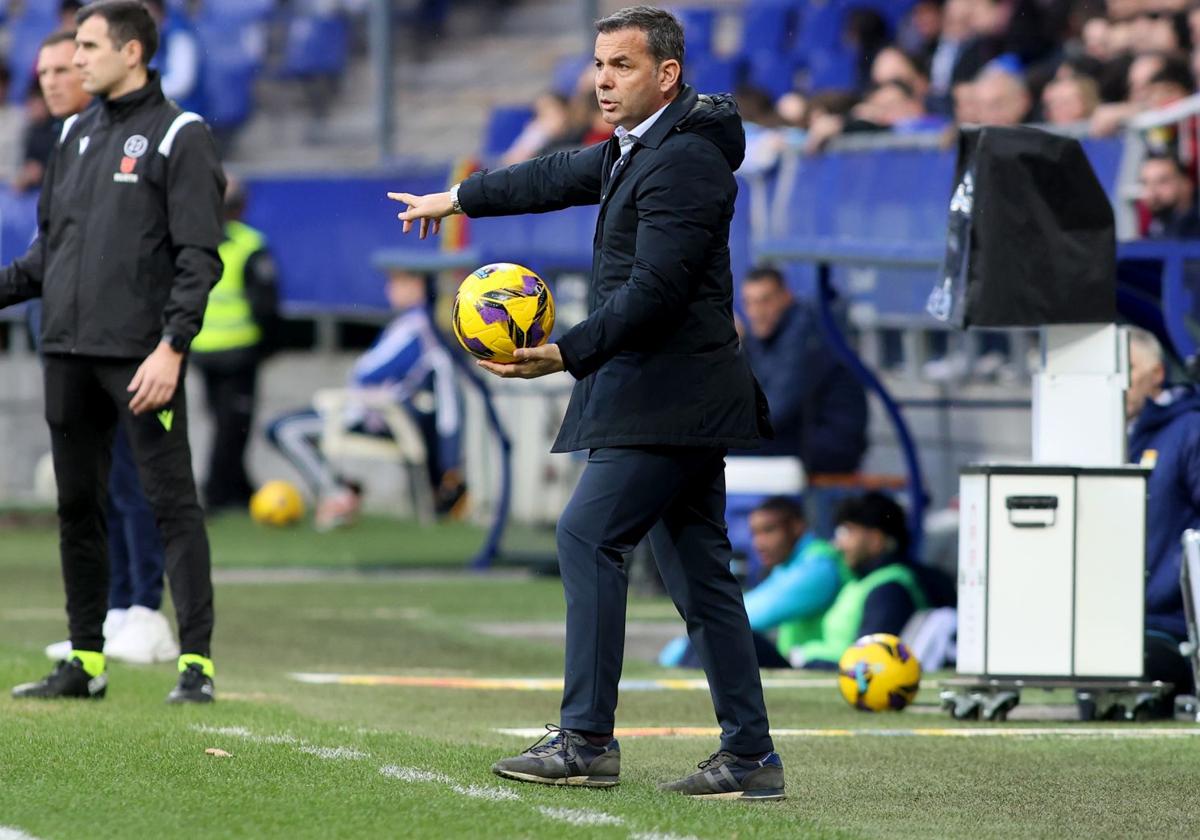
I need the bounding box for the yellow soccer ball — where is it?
[249,480,305,527]
[838,633,922,712]
[452,263,555,362]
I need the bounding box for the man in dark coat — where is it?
[389,5,782,800]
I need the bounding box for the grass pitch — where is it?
[2,515,1199,839]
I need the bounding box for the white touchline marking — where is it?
[378,765,520,801]
[379,765,453,784]
[452,784,520,802]
[0,828,42,840]
[630,833,701,840]
[497,726,1200,739]
[299,746,369,761]
[537,807,625,827]
[192,724,254,737]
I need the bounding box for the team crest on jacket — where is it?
[115,135,148,182]
[124,135,149,157]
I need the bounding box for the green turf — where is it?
[2,518,1199,839]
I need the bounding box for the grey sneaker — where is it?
[492,725,620,788]
[659,751,785,800]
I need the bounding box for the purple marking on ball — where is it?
[479,304,509,324]
[888,693,907,710]
[522,275,540,295]
[465,336,491,357]
[896,643,911,663]
[527,322,545,346]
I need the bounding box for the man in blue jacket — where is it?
[390,5,781,800]
[1126,328,1198,706]
[739,265,868,475]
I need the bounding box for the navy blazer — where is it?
[459,85,771,452]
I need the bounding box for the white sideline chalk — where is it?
[631,833,701,840]
[537,807,625,827]
[0,828,42,840]
[498,725,1200,739]
[299,746,369,761]
[379,765,453,784]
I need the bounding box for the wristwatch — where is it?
[161,332,188,353]
[449,182,463,215]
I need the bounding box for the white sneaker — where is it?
[43,608,130,661]
[103,606,180,665]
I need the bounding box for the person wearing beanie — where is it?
[789,492,926,668]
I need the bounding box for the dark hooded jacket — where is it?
[459,84,771,452]
[1129,384,1200,641]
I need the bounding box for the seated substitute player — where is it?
[658,495,848,668]
[1125,328,1198,710]
[791,493,927,669]
[265,268,465,529]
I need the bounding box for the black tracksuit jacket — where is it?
[0,73,225,357]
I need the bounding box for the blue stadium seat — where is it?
[281,14,350,79]
[740,2,798,57]
[6,8,57,103]
[200,0,276,22]
[551,54,591,97]
[744,50,801,99]
[687,56,741,96]
[483,106,534,159]
[673,7,717,61]
[195,20,262,130]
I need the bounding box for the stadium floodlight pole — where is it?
[371,0,395,162]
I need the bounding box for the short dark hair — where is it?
[875,79,917,101]
[41,29,77,50]
[1149,55,1195,95]
[76,0,158,66]
[744,264,786,286]
[1143,151,1190,178]
[595,6,684,71]
[754,496,806,522]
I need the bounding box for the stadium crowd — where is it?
[500,2,1200,187]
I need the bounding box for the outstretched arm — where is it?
[388,142,608,239]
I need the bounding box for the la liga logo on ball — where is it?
[838,633,922,712]
[452,263,555,362]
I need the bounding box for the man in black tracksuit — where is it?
[391,7,782,799]
[1,2,224,703]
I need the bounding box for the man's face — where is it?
[834,523,882,570]
[1126,340,1165,420]
[38,41,91,119]
[749,509,804,572]
[594,28,673,130]
[385,271,427,311]
[1140,159,1191,215]
[75,15,136,97]
[974,72,1028,125]
[740,278,792,339]
[1042,79,1086,125]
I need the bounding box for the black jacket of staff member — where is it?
[459,84,772,452]
[0,71,224,354]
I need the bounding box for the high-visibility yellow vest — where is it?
[192,220,265,353]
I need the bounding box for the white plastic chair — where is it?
[311,388,434,523]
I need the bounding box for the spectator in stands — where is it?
[790,493,926,669]
[59,0,84,30]
[846,80,948,135]
[1138,152,1200,239]
[1042,74,1099,125]
[191,176,279,513]
[871,46,932,107]
[1125,328,1198,710]
[736,86,787,174]
[1145,55,1196,110]
[145,0,205,116]
[658,496,848,669]
[897,0,943,57]
[738,265,868,476]
[929,0,976,106]
[973,65,1032,125]
[265,268,466,530]
[500,92,571,165]
[1091,52,1169,137]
